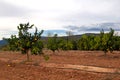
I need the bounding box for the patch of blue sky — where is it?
[42,30,66,36]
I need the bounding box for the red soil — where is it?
[0,50,120,80]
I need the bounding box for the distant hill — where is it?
[41,33,99,41]
[0,40,8,47]
[0,33,99,47]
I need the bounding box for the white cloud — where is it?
[0,0,120,39]
[0,0,31,17]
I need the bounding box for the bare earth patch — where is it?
[0,50,120,80]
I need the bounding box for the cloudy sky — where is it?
[0,0,120,39]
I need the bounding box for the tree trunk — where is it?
[26,50,30,61]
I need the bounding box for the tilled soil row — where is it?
[0,57,120,74]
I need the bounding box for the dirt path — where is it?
[40,62,120,74]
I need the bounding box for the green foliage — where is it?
[58,38,74,50]
[7,22,44,61]
[31,40,43,55]
[93,36,101,50]
[76,28,118,55]
[71,40,78,50]
[77,34,90,50]
[100,28,114,55]
[47,34,74,52]
[113,36,120,50]
[5,35,19,51]
[47,34,59,52]
[17,23,44,54]
[62,40,73,50]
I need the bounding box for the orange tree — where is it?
[5,35,19,51]
[3,35,18,51]
[100,28,114,55]
[8,22,44,61]
[77,34,90,50]
[47,34,59,52]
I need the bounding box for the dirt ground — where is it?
[0,50,120,80]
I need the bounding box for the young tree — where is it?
[87,35,95,50]
[93,36,101,50]
[71,40,78,50]
[47,34,59,52]
[113,36,120,50]
[77,34,90,50]
[58,38,74,50]
[100,28,114,56]
[4,35,19,51]
[8,22,44,61]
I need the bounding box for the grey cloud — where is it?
[0,1,31,17]
[64,25,79,31]
[64,22,120,33]
[0,30,18,35]
[57,0,120,26]
[59,11,120,27]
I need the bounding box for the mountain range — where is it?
[0,40,8,47]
